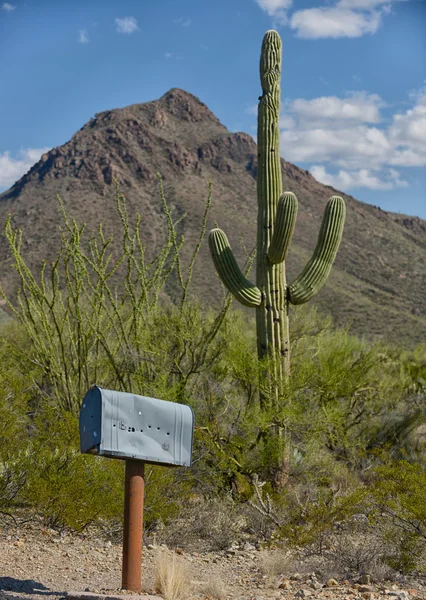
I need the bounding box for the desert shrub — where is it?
[143,464,194,533]
[320,518,397,580]
[0,320,36,512]
[155,495,245,551]
[19,401,124,531]
[0,176,230,414]
[365,460,426,572]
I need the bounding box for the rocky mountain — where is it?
[0,88,425,346]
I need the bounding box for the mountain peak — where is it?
[158,87,222,125]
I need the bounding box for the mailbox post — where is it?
[79,386,194,593]
[122,460,145,591]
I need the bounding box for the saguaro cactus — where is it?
[209,30,346,397]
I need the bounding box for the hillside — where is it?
[0,87,425,346]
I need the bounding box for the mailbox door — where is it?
[79,387,102,454]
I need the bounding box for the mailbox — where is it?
[79,386,194,467]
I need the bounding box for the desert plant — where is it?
[0,175,236,413]
[209,30,345,391]
[208,30,345,487]
[154,547,190,600]
[366,460,426,572]
[198,577,227,600]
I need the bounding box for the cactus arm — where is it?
[209,228,262,308]
[288,196,346,305]
[268,192,298,264]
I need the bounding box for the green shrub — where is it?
[0,321,35,512]
[366,460,426,572]
[20,402,124,531]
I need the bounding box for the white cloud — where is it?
[279,114,296,129]
[256,0,408,39]
[78,29,89,44]
[290,6,382,38]
[255,0,292,25]
[388,149,426,167]
[163,52,184,61]
[2,2,16,10]
[174,17,192,27]
[408,81,426,104]
[115,16,139,34]
[280,124,391,167]
[240,84,426,192]
[388,94,426,153]
[310,165,409,190]
[276,85,426,175]
[289,92,384,123]
[0,147,51,189]
[337,0,390,8]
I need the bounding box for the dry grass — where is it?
[258,549,295,587]
[154,547,190,600]
[198,578,227,599]
[259,549,293,578]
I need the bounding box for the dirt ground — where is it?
[0,515,425,600]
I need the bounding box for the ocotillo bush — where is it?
[209,30,346,400]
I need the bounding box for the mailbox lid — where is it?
[99,388,194,466]
[79,387,102,454]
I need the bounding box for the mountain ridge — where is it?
[1,87,425,345]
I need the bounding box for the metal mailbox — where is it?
[79,386,194,466]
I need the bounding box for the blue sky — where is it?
[1,0,425,218]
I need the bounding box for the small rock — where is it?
[361,593,374,600]
[275,577,291,590]
[244,542,256,552]
[327,578,339,587]
[359,586,374,593]
[295,590,312,598]
[291,573,303,581]
[387,593,409,600]
[309,582,323,590]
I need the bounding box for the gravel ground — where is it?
[1,515,425,600]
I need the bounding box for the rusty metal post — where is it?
[122,459,145,592]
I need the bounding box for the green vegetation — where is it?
[0,175,425,577]
[209,30,345,383]
[209,29,345,489]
